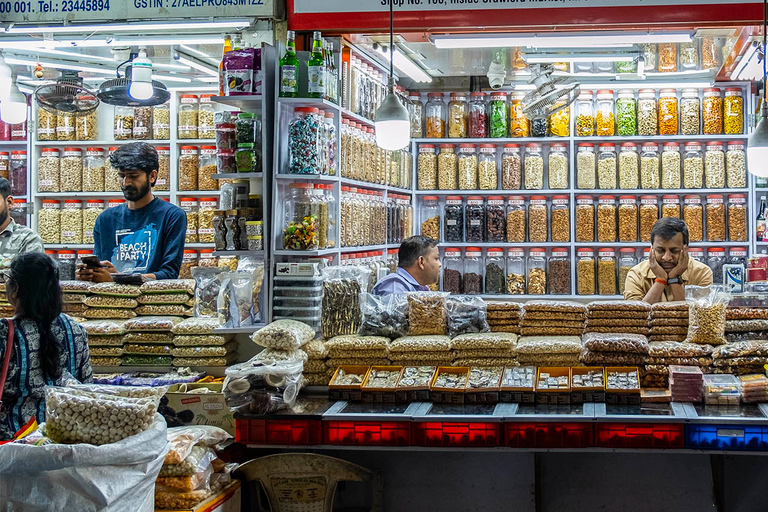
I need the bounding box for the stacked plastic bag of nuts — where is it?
[649,301,690,342]
[584,300,650,336]
[170,317,237,368]
[519,300,586,337]
[484,301,521,334]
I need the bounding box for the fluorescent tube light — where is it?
[5,19,250,35]
[433,32,692,49]
[3,57,115,75]
[152,74,193,83]
[0,39,110,49]
[175,53,219,77]
[525,53,639,63]
[114,37,225,47]
[5,47,117,62]
[375,46,432,83]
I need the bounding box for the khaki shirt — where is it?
[0,219,44,265]
[623,258,713,302]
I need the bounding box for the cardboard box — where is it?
[158,481,241,512]
[161,383,235,436]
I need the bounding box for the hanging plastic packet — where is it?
[237,256,265,322]
[192,266,227,318]
[321,265,370,339]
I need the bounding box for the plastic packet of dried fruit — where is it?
[251,319,315,350]
[582,332,650,354]
[445,295,489,338]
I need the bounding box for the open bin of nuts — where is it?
[605,366,641,405]
[571,367,606,403]
[500,366,536,403]
[465,367,504,404]
[396,366,437,403]
[362,366,404,404]
[536,367,571,405]
[431,366,470,405]
[329,365,371,402]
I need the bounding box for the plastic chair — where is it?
[235,453,373,512]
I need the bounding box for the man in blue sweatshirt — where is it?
[76,142,186,282]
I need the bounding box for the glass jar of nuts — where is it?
[486,196,506,242]
[105,147,120,192]
[597,196,617,242]
[577,248,596,295]
[640,196,658,242]
[661,142,682,189]
[662,195,681,219]
[597,143,617,189]
[705,141,726,188]
[501,144,522,190]
[703,88,723,135]
[465,196,484,243]
[618,248,637,295]
[198,94,216,139]
[61,147,83,192]
[527,248,547,295]
[618,196,638,242]
[640,142,660,189]
[113,105,134,140]
[728,193,747,242]
[436,144,456,190]
[199,146,219,191]
[548,143,568,189]
[444,196,464,243]
[152,102,171,140]
[575,195,595,242]
[726,141,746,188]
[180,197,199,244]
[680,89,701,135]
[506,196,526,243]
[38,147,60,193]
[618,142,639,189]
[637,89,658,136]
[198,197,218,243]
[576,143,596,189]
[528,196,548,243]
[83,199,104,245]
[132,106,152,140]
[179,146,199,191]
[683,195,704,242]
[61,199,83,245]
[57,111,76,141]
[506,248,526,294]
[420,195,441,241]
[83,147,105,192]
[658,43,677,72]
[683,142,704,189]
[524,143,544,190]
[155,146,171,191]
[550,195,570,243]
[37,107,56,141]
[598,248,617,295]
[178,94,199,139]
[478,144,498,190]
[38,200,61,244]
[458,144,478,190]
[464,247,483,294]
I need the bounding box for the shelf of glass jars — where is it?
[0,141,25,146]
[571,188,749,195]
[175,191,222,197]
[341,108,374,127]
[213,250,265,258]
[572,134,750,142]
[213,172,263,180]
[275,173,338,183]
[340,244,390,252]
[339,177,412,195]
[211,95,263,111]
[32,140,172,146]
[411,137,567,144]
[414,189,571,196]
[437,242,567,248]
[278,97,375,125]
[573,241,748,247]
[35,192,172,198]
[175,139,216,145]
[272,248,339,257]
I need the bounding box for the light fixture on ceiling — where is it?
[3,56,115,75]
[0,36,224,49]
[374,45,432,83]
[374,0,411,151]
[5,47,117,63]
[152,74,193,83]
[524,52,641,64]
[174,50,219,77]
[129,48,153,100]
[733,41,764,81]
[5,19,251,34]
[749,0,768,177]
[432,31,692,49]
[0,80,27,124]
[0,53,12,99]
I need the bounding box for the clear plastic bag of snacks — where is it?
[685,285,730,345]
[223,358,303,414]
[358,293,409,339]
[251,319,315,350]
[582,332,650,354]
[88,282,141,297]
[407,292,448,336]
[139,279,195,295]
[172,317,222,335]
[325,335,389,351]
[388,335,452,352]
[80,319,125,335]
[123,315,184,332]
[515,335,583,354]
[451,332,517,350]
[445,295,490,338]
[648,341,713,358]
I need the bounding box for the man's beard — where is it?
[122,181,151,201]
[0,207,9,226]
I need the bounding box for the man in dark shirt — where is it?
[76,142,186,282]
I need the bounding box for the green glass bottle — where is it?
[307,31,325,99]
[279,30,299,98]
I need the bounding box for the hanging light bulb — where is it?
[374,0,411,151]
[0,53,12,100]
[0,85,28,125]
[128,48,154,100]
[748,0,768,177]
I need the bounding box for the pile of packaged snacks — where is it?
[61,280,91,318]
[649,301,689,342]
[669,365,703,402]
[684,285,729,346]
[155,426,236,510]
[387,335,453,366]
[584,300,650,336]
[170,317,236,367]
[137,279,195,317]
[739,374,768,403]
[451,332,517,367]
[515,335,583,366]
[580,332,649,366]
[81,319,126,366]
[711,340,768,376]
[446,296,490,338]
[303,339,331,386]
[519,301,586,337]
[643,341,713,385]
[407,292,448,336]
[485,301,520,334]
[251,319,314,364]
[325,335,390,371]
[83,282,140,321]
[121,316,183,366]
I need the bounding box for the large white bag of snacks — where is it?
[0,413,169,512]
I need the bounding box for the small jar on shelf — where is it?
[703,88,723,135]
[489,92,508,138]
[548,101,570,137]
[420,195,441,241]
[152,102,171,139]
[506,196,526,243]
[683,142,704,189]
[640,196,659,242]
[437,144,457,190]
[178,146,199,191]
[595,89,615,136]
[198,94,216,139]
[37,107,56,141]
[575,196,595,243]
[524,143,544,190]
[549,247,571,295]
[727,194,747,242]
[618,196,638,242]
[680,89,701,135]
[662,195,681,219]
[10,151,26,197]
[83,147,105,192]
[548,143,568,190]
[616,89,637,136]
[464,247,484,295]
[729,247,748,269]
[465,196,484,243]
[478,144,498,190]
[199,146,219,190]
[597,196,617,242]
[468,92,487,138]
[577,249,596,296]
[38,147,60,193]
[283,183,320,250]
[724,88,744,134]
[180,197,199,244]
[597,143,617,189]
[56,251,75,281]
[132,106,152,140]
[61,147,82,192]
[485,248,506,295]
[56,111,75,141]
[598,248,617,296]
[658,89,678,136]
[501,144,522,190]
[443,248,464,294]
[448,92,468,138]
[683,195,704,242]
[680,41,699,69]
[60,200,83,245]
[458,144,478,190]
[637,89,658,136]
[10,199,27,227]
[618,143,639,190]
[409,93,424,138]
[577,143,596,189]
[417,144,437,190]
[155,147,171,192]
[658,43,677,72]
[640,142,660,189]
[506,248,526,295]
[38,200,60,244]
[83,199,104,245]
[527,248,547,295]
[509,92,529,138]
[661,142,682,189]
[705,141,726,188]
[550,195,570,243]
[618,249,637,295]
[288,107,321,174]
[528,196,548,243]
[444,196,464,242]
[726,141,746,188]
[76,109,97,141]
[425,92,446,138]
[708,247,726,284]
[105,147,120,192]
[113,105,133,140]
[486,196,506,243]
[575,90,595,137]
[198,198,218,243]
[178,94,199,139]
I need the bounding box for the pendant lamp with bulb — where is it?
[748,0,768,177]
[0,81,27,125]
[375,0,411,151]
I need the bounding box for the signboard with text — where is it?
[2,0,277,23]
[287,0,764,31]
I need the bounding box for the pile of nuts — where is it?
[524,154,544,190]
[548,151,568,189]
[527,267,546,295]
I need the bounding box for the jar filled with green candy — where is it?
[489,92,508,138]
[616,90,637,136]
[236,143,259,173]
[236,113,257,144]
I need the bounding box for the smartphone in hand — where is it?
[80,256,103,268]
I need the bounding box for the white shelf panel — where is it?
[185,243,216,249]
[0,141,26,146]
[212,95,263,110]
[275,173,338,182]
[341,107,374,127]
[175,190,221,196]
[573,241,748,247]
[573,134,750,142]
[415,189,570,195]
[213,173,263,179]
[412,137,566,144]
[175,139,217,145]
[340,177,412,194]
[438,242,568,248]
[213,250,265,257]
[35,192,170,198]
[33,140,171,146]
[340,245,389,252]
[45,244,93,250]
[414,188,748,196]
[278,97,339,110]
[273,248,339,257]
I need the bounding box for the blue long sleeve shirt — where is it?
[93,197,186,280]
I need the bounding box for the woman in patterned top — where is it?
[0,252,92,440]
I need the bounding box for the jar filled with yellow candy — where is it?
[575,90,595,137]
[549,102,570,137]
[723,87,743,135]
[595,90,615,137]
